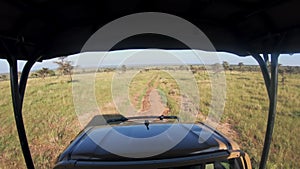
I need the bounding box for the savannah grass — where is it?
[0,70,299,168]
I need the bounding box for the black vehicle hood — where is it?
[59,123,233,161]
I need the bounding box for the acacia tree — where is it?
[222,61,230,72]
[37,67,50,79]
[54,57,73,81]
[238,62,244,72]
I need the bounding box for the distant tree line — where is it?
[28,61,300,79]
[29,56,74,81]
[31,67,56,79]
[187,62,300,74]
[94,64,300,75]
[0,74,7,81]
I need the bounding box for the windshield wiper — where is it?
[125,115,179,121]
[106,117,128,123]
[157,115,179,121]
[106,115,179,124]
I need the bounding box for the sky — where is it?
[0,50,299,73]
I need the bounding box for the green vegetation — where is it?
[0,74,8,81]
[32,67,56,79]
[0,68,299,168]
[128,70,180,115]
[0,77,80,169]
[222,71,300,168]
[54,57,74,81]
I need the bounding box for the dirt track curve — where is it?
[138,75,169,116]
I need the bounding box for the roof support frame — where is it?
[252,53,279,169]
[6,54,38,169]
[252,53,271,99]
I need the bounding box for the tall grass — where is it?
[0,70,299,168]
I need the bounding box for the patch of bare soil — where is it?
[140,86,152,112]
[139,88,169,116]
[139,76,169,116]
[132,94,140,109]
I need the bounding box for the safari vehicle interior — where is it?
[0,0,300,169]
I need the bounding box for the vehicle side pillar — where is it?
[252,53,279,169]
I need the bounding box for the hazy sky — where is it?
[0,50,299,73]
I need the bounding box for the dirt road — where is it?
[139,76,169,116]
[136,74,238,141]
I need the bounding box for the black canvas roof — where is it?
[0,0,300,61]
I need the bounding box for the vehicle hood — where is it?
[59,123,233,161]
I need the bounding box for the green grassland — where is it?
[0,70,299,168]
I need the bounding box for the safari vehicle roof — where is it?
[55,122,240,168]
[0,0,300,61]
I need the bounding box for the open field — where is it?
[0,70,299,168]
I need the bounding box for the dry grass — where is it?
[0,70,299,168]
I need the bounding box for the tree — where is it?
[37,67,50,79]
[190,65,197,74]
[54,57,73,81]
[277,64,286,87]
[121,65,127,73]
[222,61,230,71]
[238,62,244,72]
[0,74,7,81]
[30,72,39,78]
[48,69,56,76]
[286,66,293,75]
[211,63,223,73]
